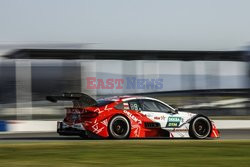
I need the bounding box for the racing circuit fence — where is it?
[1,49,250,121]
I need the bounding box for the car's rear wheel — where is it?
[189,116,211,139]
[108,115,130,139]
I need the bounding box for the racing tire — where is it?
[189,116,212,139]
[108,115,130,139]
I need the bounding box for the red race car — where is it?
[47,93,219,139]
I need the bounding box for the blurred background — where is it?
[1,0,250,122]
[1,49,250,121]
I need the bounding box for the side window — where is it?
[154,101,172,113]
[140,99,172,112]
[127,100,141,111]
[115,103,124,110]
[140,100,159,111]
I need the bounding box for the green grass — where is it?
[0,140,250,167]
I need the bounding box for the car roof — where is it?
[96,95,175,110]
[97,95,159,102]
[120,96,161,101]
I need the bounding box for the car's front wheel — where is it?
[108,115,130,139]
[189,116,211,139]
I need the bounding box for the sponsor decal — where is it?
[154,116,161,120]
[160,115,166,120]
[167,122,179,127]
[168,117,182,122]
[123,110,142,124]
[153,115,166,120]
[123,103,130,110]
[166,117,183,127]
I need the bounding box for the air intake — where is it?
[144,122,161,128]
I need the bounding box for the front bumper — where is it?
[210,121,220,138]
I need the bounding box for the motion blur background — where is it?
[1,0,250,122]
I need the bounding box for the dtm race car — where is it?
[47,93,220,139]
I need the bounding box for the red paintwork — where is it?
[83,101,157,138]
[64,97,158,138]
[210,122,220,138]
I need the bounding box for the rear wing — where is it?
[46,93,97,107]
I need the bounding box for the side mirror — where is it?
[174,108,179,113]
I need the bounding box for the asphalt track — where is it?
[0,129,250,142]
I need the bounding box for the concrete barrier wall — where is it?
[7,120,57,133]
[0,120,250,133]
[214,120,250,129]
